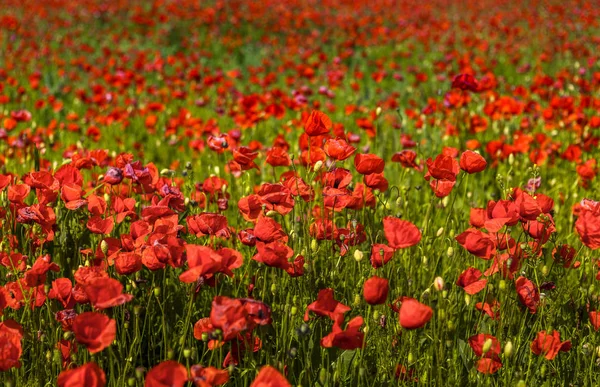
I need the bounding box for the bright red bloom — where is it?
[531,330,571,360]
[190,365,229,387]
[452,73,479,92]
[363,276,389,305]
[250,365,291,387]
[304,288,350,325]
[321,316,364,350]
[455,228,496,259]
[456,267,487,295]
[354,153,385,175]
[83,277,134,309]
[468,334,502,374]
[58,362,106,387]
[145,361,188,387]
[459,151,487,173]
[210,296,271,341]
[0,320,23,371]
[324,138,356,161]
[589,311,600,331]
[383,216,421,249]
[187,213,231,239]
[398,298,433,330]
[369,243,396,268]
[515,276,540,314]
[304,110,332,137]
[72,312,116,354]
[425,154,459,181]
[575,205,600,249]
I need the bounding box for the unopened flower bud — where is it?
[482,338,493,354]
[313,160,323,172]
[434,276,445,291]
[354,250,364,262]
[100,240,109,256]
[504,341,513,357]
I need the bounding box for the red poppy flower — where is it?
[425,154,459,182]
[531,330,571,360]
[187,213,231,239]
[232,147,259,171]
[455,228,496,259]
[114,252,143,275]
[383,216,421,249]
[190,365,229,387]
[0,319,23,371]
[304,288,351,325]
[363,276,389,305]
[369,243,396,268]
[324,138,356,161]
[391,150,420,170]
[452,73,480,92]
[57,362,106,387]
[48,278,76,308]
[575,206,600,249]
[145,361,188,387]
[86,216,114,235]
[72,312,116,354]
[210,296,271,341]
[354,153,385,175]
[398,298,433,329]
[250,365,291,387]
[468,333,502,374]
[459,151,487,173]
[83,277,134,309]
[456,267,487,295]
[179,245,223,283]
[321,316,364,350]
[266,146,291,167]
[589,311,600,331]
[475,300,501,320]
[304,110,332,137]
[515,276,540,314]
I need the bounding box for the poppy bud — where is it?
[436,227,444,237]
[266,210,278,217]
[499,280,507,291]
[376,107,382,116]
[46,350,52,362]
[353,294,361,306]
[183,349,191,359]
[167,349,174,359]
[482,338,493,354]
[516,381,526,387]
[408,352,415,364]
[373,310,379,321]
[447,247,454,257]
[542,265,549,276]
[504,341,513,357]
[311,239,318,252]
[291,306,298,316]
[100,240,109,256]
[313,160,323,172]
[354,250,364,262]
[433,277,445,291]
[271,283,277,295]
[464,294,471,306]
[153,287,161,297]
[127,378,136,387]
[124,322,130,329]
[135,367,145,380]
[319,368,328,385]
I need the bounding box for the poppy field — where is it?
[1,0,600,385]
